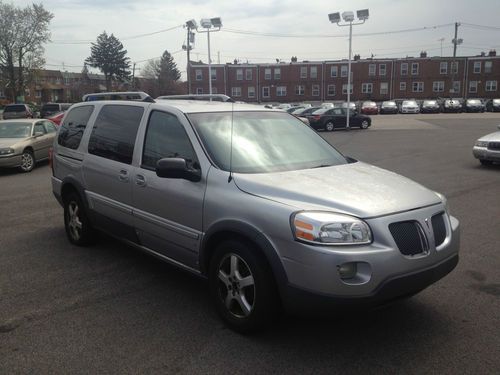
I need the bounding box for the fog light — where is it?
[338,262,357,279]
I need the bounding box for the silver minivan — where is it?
[51,100,460,332]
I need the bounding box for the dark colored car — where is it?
[485,99,500,112]
[421,100,441,113]
[360,101,379,115]
[2,104,33,120]
[307,107,371,131]
[40,103,72,118]
[463,99,485,113]
[379,101,398,114]
[291,106,322,116]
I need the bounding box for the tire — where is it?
[209,239,280,334]
[19,149,35,172]
[63,192,96,246]
[480,159,493,166]
[360,120,370,129]
[324,121,334,132]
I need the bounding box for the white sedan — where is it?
[473,125,500,166]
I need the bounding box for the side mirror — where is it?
[156,158,201,182]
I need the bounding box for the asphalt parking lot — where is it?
[1,113,499,374]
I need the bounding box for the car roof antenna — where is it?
[228,102,234,183]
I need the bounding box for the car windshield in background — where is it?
[312,108,329,115]
[403,101,418,106]
[4,105,26,113]
[468,100,481,104]
[188,111,347,173]
[493,99,500,104]
[424,100,437,105]
[0,122,32,138]
[383,101,396,106]
[42,104,60,111]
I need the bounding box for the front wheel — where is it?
[360,120,370,129]
[19,150,35,172]
[209,239,280,333]
[324,121,334,132]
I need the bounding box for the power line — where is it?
[462,22,500,31]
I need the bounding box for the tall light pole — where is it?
[329,9,369,130]
[184,19,197,94]
[196,17,222,100]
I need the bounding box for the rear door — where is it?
[32,121,51,160]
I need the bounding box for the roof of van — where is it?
[152,100,280,114]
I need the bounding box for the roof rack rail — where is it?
[81,91,155,103]
[156,94,235,103]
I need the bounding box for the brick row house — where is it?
[189,51,500,103]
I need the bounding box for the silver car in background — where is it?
[400,100,420,114]
[473,125,500,165]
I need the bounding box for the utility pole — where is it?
[438,38,445,57]
[186,27,192,94]
[453,22,460,59]
[450,22,463,97]
[132,63,136,90]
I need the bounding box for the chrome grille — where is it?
[389,221,429,256]
[488,142,500,151]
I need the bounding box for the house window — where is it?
[327,84,336,96]
[400,82,407,90]
[451,61,459,74]
[469,81,478,93]
[452,81,461,94]
[379,64,386,76]
[411,63,419,75]
[196,87,203,94]
[211,68,216,81]
[440,62,448,74]
[310,66,318,79]
[380,82,388,95]
[236,69,243,80]
[342,84,353,94]
[195,69,202,80]
[341,65,348,77]
[264,68,271,80]
[231,87,241,97]
[361,83,373,94]
[276,86,286,96]
[245,69,252,80]
[295,85,305,95]
[486,80,497,91]
[35,90,42,98]
[433,81,445,92]
[412,82,424,92]
[312,84,320,96]
[473,62,481,73]
[485,61,492,74]
[248,86,255,98]
[330,66,338,77]
[262,86,270,98]
[300,67,307,78]
[64,77,70,85]
[368,64,376,76]
[401,63,408,75]
[274,68,281,80]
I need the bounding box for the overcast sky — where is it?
[14,0,500,79]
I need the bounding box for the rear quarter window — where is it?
[58,105,95,149]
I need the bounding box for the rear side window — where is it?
[42,104,60,112]
[88,105,144,164]
[58,105,94,149]
[4,105,26,113]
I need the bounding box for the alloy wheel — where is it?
[20,152,34,172]
[67,201,83,241]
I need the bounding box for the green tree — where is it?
[85,32,131,91]
[0,2,53,102]
[142,50,181,95]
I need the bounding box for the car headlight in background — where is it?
[292,211,372,245]
[475,140,488,147]
[0,148,15,156]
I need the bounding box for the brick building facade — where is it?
[189,52,500,103]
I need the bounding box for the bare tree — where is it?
[141,50,182,96]
[0,2,53,102]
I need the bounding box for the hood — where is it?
[479,131,500,142]
[0,137,28,148]
[234,162,441,218]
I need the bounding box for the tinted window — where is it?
[58,105,94,149]
[42,104,60,112]
[4,105,27,113]
[34,122,46,135]
[88,105,144,164]
[142,111,197,169]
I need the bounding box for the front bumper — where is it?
[275,207,460,314]
[473,146,500,162]
[0,154,22,168]
[401,108,420,113]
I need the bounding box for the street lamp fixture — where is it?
[329,8,369,129]
[196,17,223,100]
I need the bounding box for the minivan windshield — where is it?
[189,111,347,173]
[0,122,32,138]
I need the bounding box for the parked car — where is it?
[400,100,420,114]
[360,101,379,115]
[443,99,462,113]
[379,101,399,114]
[51,100,459,332]
[2,104,34,120]
[307,107,371,131]
[47,111,65,126]
[485,99,500,112]
[463,98,485,113]
[292,106,322,116]
[420,100,441,114]
[0,119,57,172]
[340,102,357,112]
[472,124,500,166]
[40,103,72,118]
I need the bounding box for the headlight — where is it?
[292,211,372,246]
[0,148,15,155]
[475,140,488,147]
[435,192,450,216]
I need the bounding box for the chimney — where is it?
[480,52,486,57]
[353,54,361,61]
[420,51,427,58]
[489,49,497,57]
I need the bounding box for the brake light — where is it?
[48,147,54,174]
[312,115,321,121]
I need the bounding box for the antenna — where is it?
[228,102,234,183]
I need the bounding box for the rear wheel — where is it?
[19,150,35,172]
[209,239,280,333]
[63,192,96,246]
[325,121,334,132]
[360,120,370,129]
